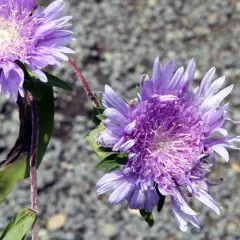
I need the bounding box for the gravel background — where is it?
[0,0,240,239]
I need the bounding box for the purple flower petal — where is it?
[184,58,196,88]
[108,181,133,204]
[140,77,154,101]
[96,170,125,194]
[168,66,184,90]
[200,85,234,111]
[41,0,65,19]
[144,188,159,212]
[0,62,24,100]
[104,108,127,126]
[97,131,119,148]
[103,119,124,136]
[124,121,136,134]
[151,56,163,92]
[119,139,136,152]
[97,170,135,204]
[102,85,130,116]
[195,67,216,102]
[171,189,200,231]
[211,145,229,162]
[191,182,220,215]
[163,58,176,90]
[128,187,145,209]
[31,69,48,83]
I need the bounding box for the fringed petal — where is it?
[152,56,163,92]
[195,67,216,102]
[191,182,220,215]
[97,131,120,148]
[102,85,130,116]
[0,62,24,100]
[171,189,200,232]
[184,58,196,89]
[200,85,234,112]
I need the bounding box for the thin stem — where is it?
[26,92,39,240]
[68,58,100,108]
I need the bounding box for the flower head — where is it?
[96,57,240,231]
[0,0,74,99]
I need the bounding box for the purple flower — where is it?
[0,0,74,100]
[96,57,240,231]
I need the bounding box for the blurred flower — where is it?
[0,0,74,100]
[96,57,240,231]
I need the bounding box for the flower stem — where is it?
[26,92,39,240]
[68,58,100,108]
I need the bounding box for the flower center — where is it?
[0,22,18,44]
[156,139,169,152]
[0,17,26,60]
[125,97,206,191]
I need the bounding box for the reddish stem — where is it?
[26,92,39,240]
[68,58,100,108]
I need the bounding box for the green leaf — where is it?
[85,124,116,160]
[43,72,73,91]
[0,79,54,203]
[96,159,120,172]
[0,220,14,239]
[0,208,36,240]
[96,154,128,172]
[33,80,54,169]
[139,210,154,227]
[0,158,28,203]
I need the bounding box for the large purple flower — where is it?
[0,0,74,100]
[96,57,240,231]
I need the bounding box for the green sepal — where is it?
[0,208,36,240]
[139,209,154,227]
[136,86,140,94]
[157,195,165,213]
[93,107,105,126]
[85,124,116,160]
[96,114,105,120]
[94,93,104,108]
[155,185,165,212]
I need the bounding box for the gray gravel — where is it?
[1,0,240,239]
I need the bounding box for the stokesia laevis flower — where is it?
[96,57,240,231]
[0,0,74,100]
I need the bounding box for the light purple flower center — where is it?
[0,5,34,61]
[124,95,207,193]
